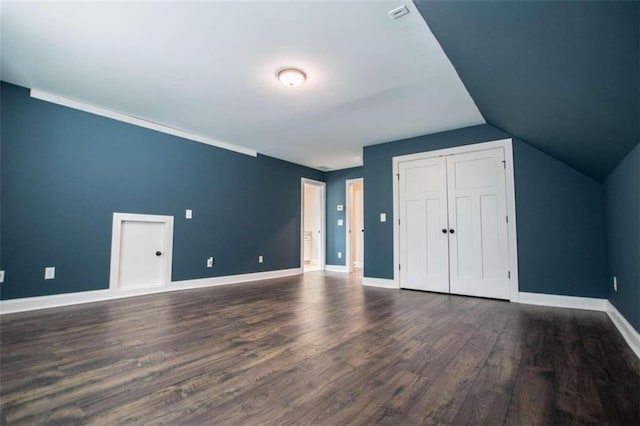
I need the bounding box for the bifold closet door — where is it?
[398,157,450,293]
[446,148,510,300]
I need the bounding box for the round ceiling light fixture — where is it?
[277,67,306,87]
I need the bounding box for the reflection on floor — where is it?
[1,271,638,424]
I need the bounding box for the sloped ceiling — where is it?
[0,1,483,171]
[414,0,640,181]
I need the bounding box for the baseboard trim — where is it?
[606,301,640,359]
[362,277,397,289]
[518,292,607,311]
[0,268,302,315]
[325,265,349,273]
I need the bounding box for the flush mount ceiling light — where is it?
[277,67,306,87]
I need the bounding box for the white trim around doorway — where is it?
[345,178,364,273]
[301,178,327,272]
[391,138,520,302]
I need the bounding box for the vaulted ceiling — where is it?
[2,1,638,179]
[415,0,640,181]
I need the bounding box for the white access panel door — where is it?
[447,148,510,300]
[118,221,167,289]
[399,157,450,293]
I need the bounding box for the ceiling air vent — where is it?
[388,5,410,20]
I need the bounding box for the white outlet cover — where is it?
[337,205,343,211]
[380,213,387,222]
[613,276,617,291]
[44,267,55,280]
[337,219,343,226]
[0,270,4,283]
[186,209,192,219]
[259,256,264,263]
[206,257,213,268]
[338,252,342,259]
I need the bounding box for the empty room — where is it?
[1,1,639,424]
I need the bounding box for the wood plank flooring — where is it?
[1,271,639,425]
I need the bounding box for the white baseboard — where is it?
[518,292,607,311]
[362,277,397,289]
[325,265,349,273]
[606,301,640,359]
[0,268,302,315]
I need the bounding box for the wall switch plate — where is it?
[45,267,55,280]
[338,252,342,259]
[258,255,264,263]
[380,213,387,222]
[337,205,343,211]
[186,209,192,219]
[337,219,343,226]
[613,276,617,291]
[207,257,214,268]
[0,270,4,283]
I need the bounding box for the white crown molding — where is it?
[0,268,301,315]
[30,89,257,157]
[606,301,640,359]
[325,265,349,273]
[362,277,397,289]
[518,292,607,311]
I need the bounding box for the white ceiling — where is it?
[1,1,484,171]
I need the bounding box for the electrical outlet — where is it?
[613,276,617,292]
[207,257,214,268]
[338,252,342,259]
[186,209,192,219]
[337,219,343,226]
[380,213,387,222]
[44,267,55,280]
[258,255,264,263]
[0,270,4,283]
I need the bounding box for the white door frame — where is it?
[392,138,520,302]
[300,178,326,271]
[109,213,174,290]
[345,178,364,273]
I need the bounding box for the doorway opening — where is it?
[346,178,364,273]
[301,178,326,272]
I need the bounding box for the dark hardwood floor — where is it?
[1,271,639,425]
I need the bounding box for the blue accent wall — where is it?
[604,143,640,332]
[0,82,323,300]
[325,167,363,266]
[363,124,609,298]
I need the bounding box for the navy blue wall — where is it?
[363,124,609,298]
[0,82,323,300]
[325,167,363,266]
[604,143,640,332]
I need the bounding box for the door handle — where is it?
[449,229,455,234]
[156,251,162,256]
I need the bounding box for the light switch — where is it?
[380,213,387,222]
[337,219,343,226]
[44,267,55,280]
[206,257,213,268]
[259,255,264,264]
[185,209,192,219]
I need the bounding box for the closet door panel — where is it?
[447,148,510,300]
[398,157,449,293]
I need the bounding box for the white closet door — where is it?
[399,157,450,293]
[446,148,510,300]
